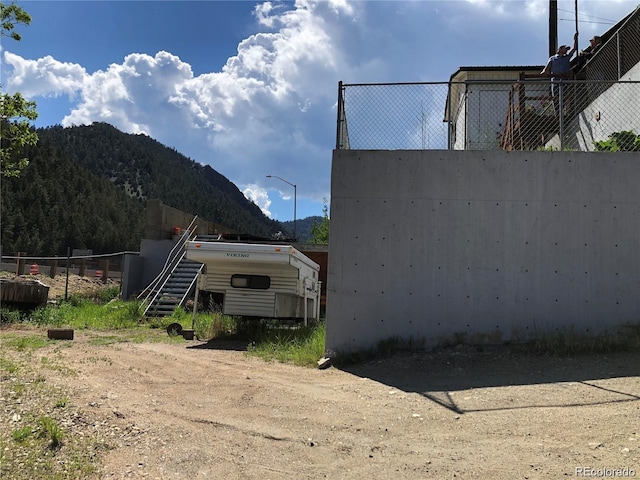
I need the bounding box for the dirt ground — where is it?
[0,272,121,301]
[2,328,638,479]
[2,274,639,478]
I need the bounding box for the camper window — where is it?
[230,274,271,290]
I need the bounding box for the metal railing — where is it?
[336,78,640,152]
[580,6,640,83]
[500,76,640,151]
[138,216,199,310]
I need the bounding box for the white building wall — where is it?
[453,81,550,150]
[571,63,640,150]
[326,149,640,354]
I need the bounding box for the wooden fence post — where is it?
[49,257,58,278]
[17,253,26,275]
[99,259,109,283]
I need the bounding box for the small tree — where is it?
[1,1,31,41]
[310,198,329,244]
[1,1,38,178]
[1,93,38,177]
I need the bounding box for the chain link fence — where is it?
[337,7,640,152]
[336,77,640,151]
[0,250,134,282]
[337,79,639,152]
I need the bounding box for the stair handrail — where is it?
[175,262,204,311]
[141,249,201,317]
[138,216,199,307]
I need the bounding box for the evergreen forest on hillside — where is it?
[1,123,285,256]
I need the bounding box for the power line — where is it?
[559,17,616,25]
[557,8,617,24]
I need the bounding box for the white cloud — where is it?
[5,1,348,198]
[3,52,86,98]
[243,184,272,217]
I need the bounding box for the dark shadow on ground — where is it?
[186,337,250,352]
[339,346,640,414]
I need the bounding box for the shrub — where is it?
[593,130,640,151]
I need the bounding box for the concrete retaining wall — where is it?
[326,150,640,354]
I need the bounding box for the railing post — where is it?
[559,84,564,151]
[518,75,526,150]
[65,247,70,301]
[447,81,452,150]
[464,83,469,149]
[336,81,343,150]
[617,32,622,79]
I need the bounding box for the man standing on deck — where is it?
[541,33,578,114]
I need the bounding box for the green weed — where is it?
[189,311,235,340]
[29,306,64,326]
[93,285,121,303]
[11,427,33,443]
[3,336,49,352]
[0,307,24,324]
[37,416,63,449]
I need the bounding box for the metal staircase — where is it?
[139,217,204,317]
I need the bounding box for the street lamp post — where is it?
[266,175,297,241]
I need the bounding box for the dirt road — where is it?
[8,330,638,479]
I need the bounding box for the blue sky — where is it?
[2,0,637,222]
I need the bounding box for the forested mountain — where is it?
[1,122,283,256]
[281,216,322,244]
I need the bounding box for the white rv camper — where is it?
[185,241,321,323]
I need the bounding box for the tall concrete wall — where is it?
[326,150,640,354]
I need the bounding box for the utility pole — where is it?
[549,0,558,57]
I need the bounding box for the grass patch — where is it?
[65,285,121,306]
[88,335,129,346]
[3,335,49,352]
[0,308,24,324]
[528,324,640,356]
[0,356,20,375]
[11,426,33,443]
[198,311,236,340]
[247,322,326,367]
